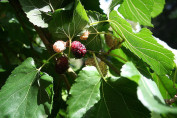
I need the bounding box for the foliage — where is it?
[0,0,177,118]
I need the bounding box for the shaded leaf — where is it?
[0,58,51,117]
[67,66,101,118]
[49,0,89,39]
[39,72,54,113]
[118,0,154,26]
[81,11,108,51]
[80,0,103,13]
[110,47,151,78]
[109,10,174,75]
[83,77,150,118]
[121,62,177,114]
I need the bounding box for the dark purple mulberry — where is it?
[55,56,69,74]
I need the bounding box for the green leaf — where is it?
[81,11,108,51]
[80,0,103,13]
[152,73,177,99]
[151,112,162,118]
[118,0,154,26]
[83,77,150,118]
[39,72,54,113]
[109,0,123,13]
[110,47,151,78]
[151,0,165,18]
[49,0,89,39]
[121,62,177,114]
[19,0,63,28]
[109,10,174,75]
[0,58,51,117]
[67,66,101,118]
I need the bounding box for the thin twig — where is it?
[62,74,71,92]
[34,26,53,53]
[90,20,110,26]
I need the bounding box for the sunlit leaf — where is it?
[121,62,177,114]
[118,0,154,26]
[109,10,174,75]
[19,0,63,28]
[151,0,165,18]
[152,73,177,99]
[109,0,123,13]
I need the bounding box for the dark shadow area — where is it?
[151,0,177,49]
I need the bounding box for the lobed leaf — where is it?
[109,10,174,75]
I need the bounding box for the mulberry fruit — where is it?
[71,41,86,58]
[80,31,90,40]
[53,40,66,53]
[55,56,69,74]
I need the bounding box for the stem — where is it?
[90,20,110,26]
[34,26,52,53]
[107,53,128,63]
[93,53,105,79]
[49,3,55,13]
[90,32,109,35]
[68,38,72,59]
[62,74,71,92]
[9,0,52,53]
[38,53,59,71]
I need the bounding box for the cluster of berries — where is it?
[53,31,90,74]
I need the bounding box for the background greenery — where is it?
[0,0,177,118]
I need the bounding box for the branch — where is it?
[9,0,53,54]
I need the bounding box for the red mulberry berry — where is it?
[55,56,69,74]
[71,41,86,58]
